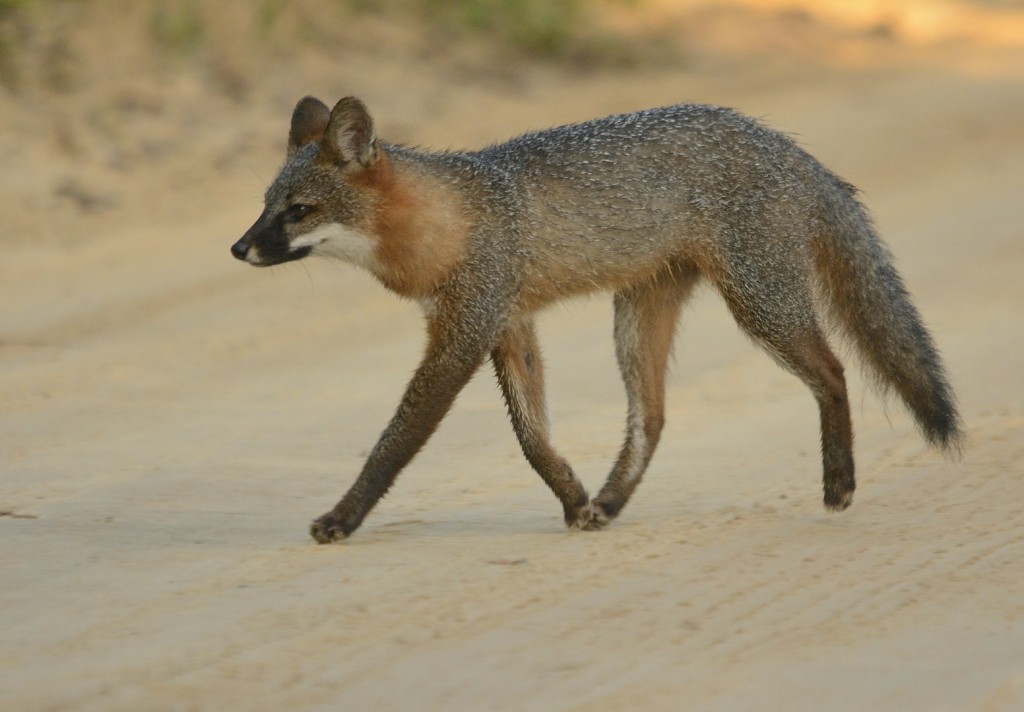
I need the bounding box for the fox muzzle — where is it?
[232,210,314,267]
[232,211,268,264]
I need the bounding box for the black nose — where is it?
[231,239,250,261]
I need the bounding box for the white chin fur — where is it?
[291,223,379,271]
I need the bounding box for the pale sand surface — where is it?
[2,4,1023,710]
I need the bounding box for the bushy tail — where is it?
[813,177,964,454]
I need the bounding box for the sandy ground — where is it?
[2,4,1024,710]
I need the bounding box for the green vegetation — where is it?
[149,0,205,53]
[149,0,614,59]
[1,0,623,55]
[0,0,29,88]
[0,0,33,15]
[424,0,590,57]
[0,0,643,92]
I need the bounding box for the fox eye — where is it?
[284,204,314,222]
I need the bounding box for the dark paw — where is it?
[823,484,855,512]
[564,501,596,531]
[564,500,612,531]
[310,512,349,544]
[582,501,612,531]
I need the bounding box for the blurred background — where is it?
[1,0,1022,250]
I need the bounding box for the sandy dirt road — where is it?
[2,8,1024,709]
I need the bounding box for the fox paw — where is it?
[310,512,350,544]
[582,501,612,531]
[823,483,855,512]
[564,501,612,531]
[564,501,596,531]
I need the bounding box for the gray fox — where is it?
[231,96,962,543]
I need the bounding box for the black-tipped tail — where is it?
[814,181,963,455]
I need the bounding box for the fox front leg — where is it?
[309,328,486,542]
[310,270,512,543]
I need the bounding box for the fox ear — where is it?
[322,96,378,170]
[288,96,331,158]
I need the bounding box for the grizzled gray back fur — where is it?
[449,104,961,451]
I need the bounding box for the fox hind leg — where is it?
[492,318,592,529]
[717,269,856,511]
[800,337,856,511]
[589,265,700,529]
[766,330,855,511]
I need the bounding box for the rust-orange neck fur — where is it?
[354,150,471,299]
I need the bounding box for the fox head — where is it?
[231,96,382,269]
